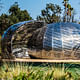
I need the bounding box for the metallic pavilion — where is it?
[1,20,80,59]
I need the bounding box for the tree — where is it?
[62,0,69,22]
[37,3,62,23]
[0,2,32,35]
[62,0,74,22]
[9,2,20,15]
[67,3,73,22]
[0,14,9,35]
[8,2,32,24]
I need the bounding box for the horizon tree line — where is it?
[0,0,78,36]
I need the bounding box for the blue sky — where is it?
[0,0,80,21]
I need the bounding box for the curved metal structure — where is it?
[1,21,80,59]
[1,20,46,59]
[1,20,34,59]
[2,20,33,40]
[43,22,80,58]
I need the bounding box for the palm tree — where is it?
[67,3,71,22]
[62,0,69,22]
[62,0,74,22]
[67,4,74,22]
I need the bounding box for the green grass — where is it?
[0,62,80,80]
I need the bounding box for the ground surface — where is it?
[1,58,80,63]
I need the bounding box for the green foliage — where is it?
[62,0,74,22]
[9,2,20,15]
[0,63,80,80]
[37,3,62,23]
[13,72,27,80]
[0,2,32,35]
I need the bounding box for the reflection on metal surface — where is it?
[43,23,80,55]
[1,21,80,59]
[1,20,46,59]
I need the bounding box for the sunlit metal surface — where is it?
[1,20,34,58]
[2,21,80,59]
[2,20,33,40]
[43,22,80,55]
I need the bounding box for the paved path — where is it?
[1,59,80,63]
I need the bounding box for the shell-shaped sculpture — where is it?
[1,21,80,59]
[1,20,46,59]
[43,22,80,58]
